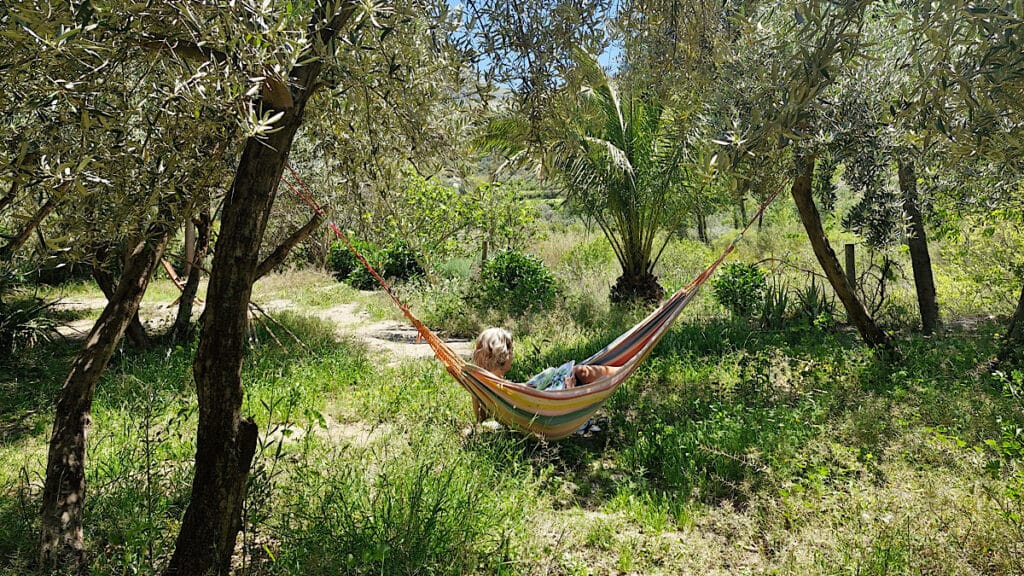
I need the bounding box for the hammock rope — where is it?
[281,165,466,373]
[282,163,780,439]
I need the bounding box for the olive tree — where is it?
[709,0,894,351]
[156,3,473,573]
[908,0,1024,364]
[0,2,246,567]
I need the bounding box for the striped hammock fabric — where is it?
[282,163,778,440]
[399,240,733,440]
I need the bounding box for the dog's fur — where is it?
[472,327,513,377]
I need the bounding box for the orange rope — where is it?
[282,163,466,372]
[281,163,781,373]
[281,164,406,311]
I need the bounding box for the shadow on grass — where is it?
[0,342,79,445]
[468,316,1014,520]
[0,490,37,574]
[1,310,367,446]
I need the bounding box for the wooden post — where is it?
[845,243,856,290]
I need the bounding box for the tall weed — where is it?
[272,442,524,575]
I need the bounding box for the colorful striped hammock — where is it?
[284,164,778,440]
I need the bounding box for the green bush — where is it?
[476,251,560,316]
[380,240,425,283]
[328,240,424,290]
[0,295,59,359]
[419,278,481,338]
[329,239,381,289]
[712,263,767,319]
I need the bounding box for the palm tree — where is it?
[481,54,690,304]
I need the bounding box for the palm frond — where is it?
[582,136,634,177]
[474,114,533,157]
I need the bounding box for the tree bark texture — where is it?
[163,4,358,574]
[254,212,325,280]
[897,159,940,335]
[184,217,196,277]
[39,219,173,568]
[162,130,281,576]
[163,121,287,576]
[92,264,150,350]
[790,156,893,351]
[998,283,1024,368]
[169,210,212,343]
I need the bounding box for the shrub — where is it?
[328,240,424,290]
[795,278,836,329]
[760,276,790,329]
[380,240,425,283]
[329,239,381,288]
[0,295,59,359]
[419,278,481,338]
[434,257,473,281]
[476,251,560,316]
[712,263,767,319]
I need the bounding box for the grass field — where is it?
[2,210,1023,575]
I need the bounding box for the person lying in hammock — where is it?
[470,327,619,422]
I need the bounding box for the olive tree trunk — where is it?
[998,284,1024,368]
[168,210,212,343]
[897,159,940,335]
[39,215,174,568]
[184,217,196,277]
[92,263,150,350]
[791,156,893,351]
[254,213,325,280]
[163,4,358,574]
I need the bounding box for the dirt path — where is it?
[308,302,473,363]
[55,294,472,363]
[53,297,110,338]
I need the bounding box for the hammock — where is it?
[283,164,778,440]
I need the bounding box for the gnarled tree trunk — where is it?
[791,156,893,352]
[254,212,324,280]
[163,4,358,574]
[39,214,174,568]
[163,126,292,576]
[897,159,940,335]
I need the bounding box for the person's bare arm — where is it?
[573,365,620,386]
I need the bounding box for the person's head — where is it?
[472,327,513,377]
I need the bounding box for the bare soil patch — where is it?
[54,296,472,363]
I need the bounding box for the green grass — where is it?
[2,208,1023,574]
